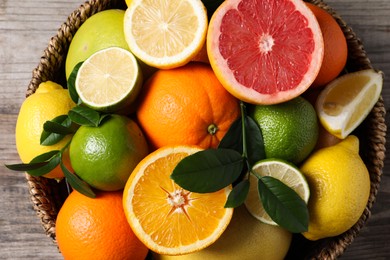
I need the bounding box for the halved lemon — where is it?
[123,146,233,255]
[316,69,383,139]
[123,0,208,69]
[75,47,142,113]
[245,159,310,225]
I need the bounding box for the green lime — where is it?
[250,96,318,164]
[65,9,130,79]
[69,115,149,191]
[75,47,142,113]
[245,158,310,226]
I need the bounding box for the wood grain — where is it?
[0,0,389,259]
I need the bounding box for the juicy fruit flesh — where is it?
[132,1,199,58]
[132,153,229,247]
[124,146,233,255]
[76,47,140,107]
[218,0,317,94]
[316,69,383,139]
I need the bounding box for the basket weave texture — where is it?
[25,0,386,259]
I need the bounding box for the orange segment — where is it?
[123,146,233,255]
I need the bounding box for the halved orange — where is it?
[123,146,233,255]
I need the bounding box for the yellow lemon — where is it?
[300,135,370,240]
[15,81,76,179]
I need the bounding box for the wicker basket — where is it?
[25,0,386,259]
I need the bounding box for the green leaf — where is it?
[40,115,72,146]
[67,61,83,104]
[27,150,62,176]
[171,149,244,193]
[225,179,250,208]
[60,162,96,198]
[218,117,243,153]
[68,106,100,127]
[258,176,309,233]
[43,118,75,135]
[6,150,61,172]
[5,161,49,172]
[245,115,266,166]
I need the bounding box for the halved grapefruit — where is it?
[207,0,324,105]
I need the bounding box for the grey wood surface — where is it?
[0,0,389,259]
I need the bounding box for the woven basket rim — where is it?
[25,0,386,259]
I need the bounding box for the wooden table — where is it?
[1,0,389,259]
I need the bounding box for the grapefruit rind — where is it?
[207,0,324,105]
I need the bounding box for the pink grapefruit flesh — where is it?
[207,0,324,105]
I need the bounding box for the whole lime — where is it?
[250,96,319,164]
[65,9,129,79]
[69,115,149,191]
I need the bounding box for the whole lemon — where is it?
[300,135,370,240]
[69,115,148,191]
[250,96,319,164]
[65,9,130,79]
[155,206,292,260]
[15,81,76,179]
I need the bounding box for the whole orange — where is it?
[136,62,240,150]
[306,3,348,88]
[56,190,149,260]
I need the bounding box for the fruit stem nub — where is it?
[208,123,218,135]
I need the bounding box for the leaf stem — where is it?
[240,101,248,160]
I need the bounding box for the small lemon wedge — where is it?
[316,69,383,139]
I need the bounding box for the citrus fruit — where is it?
[123,146,233,255]
[75,47,142,113]
[136,62,240,150]
[69,115,148,191]
[316,69,383,139]
[15,81,76,179]
[207,0,324,105]
[306,3,348,88]
[56,190,149,260]
[155,205,292,260]
[245,159,310,226]
[300,135,370,240]
[123,0,208,69]
[250,96,319,164]
[65,9,130,79]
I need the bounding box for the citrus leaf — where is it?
[60,162,96,198]
[68,106,100,127]
[5,150,60,172]
[225,179,250,208]
[5,161,49,172]
[43,117,75,135]
[258,176,309,233]
[27,151,62,176]
[171,148,244,193]
[40,115,72,146]
[67,61,83,104]
[245,115,266,165]
[218,117,243,153]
